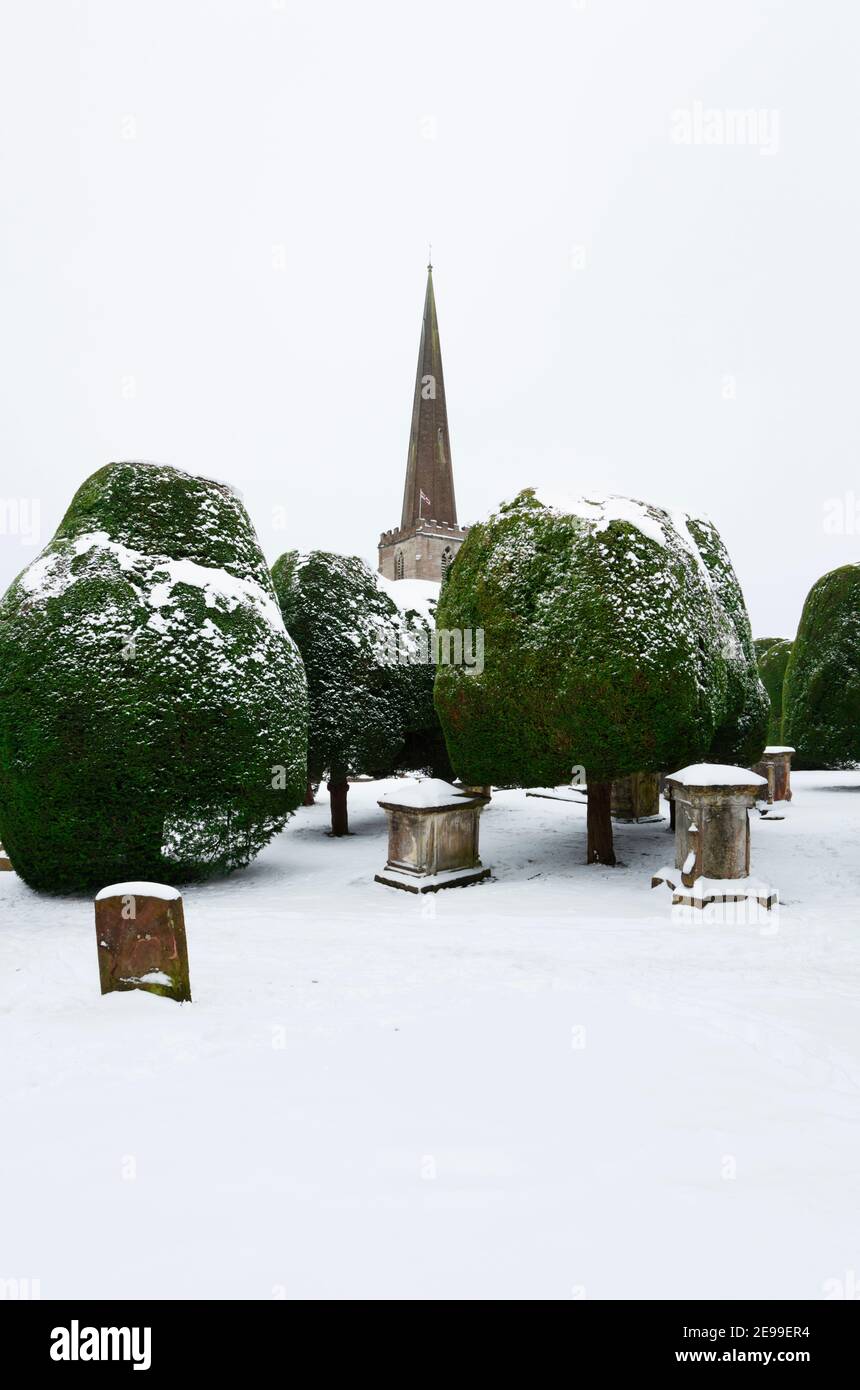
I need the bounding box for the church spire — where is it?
[399,263,457,530]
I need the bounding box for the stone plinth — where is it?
[611,772,662,822]
[0,843,13,872]
[95,882,192,1001]
[652,763,777,910]
[375,779,490,892]
[753,746,795,805]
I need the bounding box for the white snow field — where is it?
[1,772,859,1301]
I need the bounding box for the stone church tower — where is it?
[378,262,468,582]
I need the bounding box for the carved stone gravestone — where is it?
[95,882,191,1002]
[652,764,777,910]
[611,772,662,822]
[376,779,490,892]
[753,746,795,807]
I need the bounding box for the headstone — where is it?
[95,882,192,1001]
[753,746,795,807]
[0,843,12,872]
[376,779,490,892]
[652,764,777,910]
[611,772,662,822]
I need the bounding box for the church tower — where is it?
[378,261,468,582]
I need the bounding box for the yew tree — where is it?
[271,550,433,834]
[434,490,762,865]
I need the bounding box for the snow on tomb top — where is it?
[667,763,767,789]
[95,881,182,901]
[763,745,796,755]
[377,778,481,810]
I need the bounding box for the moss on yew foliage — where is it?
[434,490,766,788]
[0,462,308,892]
[782,564,860,768]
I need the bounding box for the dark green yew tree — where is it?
[782,564,860,768]
[0,462,308,892]
[754,637,793,746]
[271,550,440,834]
[434,490,765,864]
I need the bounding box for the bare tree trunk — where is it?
[328,777,350,836]
[669,797,676,832]
[303,778,316,806]
[586,781,616,865]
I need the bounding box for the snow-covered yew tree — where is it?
[271,550,438,835]
[434,489,766,865]
[684,514,769,764]
[754,637,793,745]
[0,462,308,892]
[782,563,860,768]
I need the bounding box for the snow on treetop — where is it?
[19,531,287,637]
[668,763,767,787]
[533,489,713,586]
[378,778,478,809]
[96,881,181,901]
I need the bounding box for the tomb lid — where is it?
[762,745,795,755]
[95,881,182,901]
[377,778,484,811]
[667,763,767,789]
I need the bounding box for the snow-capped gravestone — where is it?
[652,764,777,910]
[0,844,12,872]
[0,462,308,892]
[754,746,795,809]
[95,882,191,1002]
[375,779,490,892]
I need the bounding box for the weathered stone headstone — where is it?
[611,772,662,822]
[376,779,490,893]
[95,882,191,1002]
[652,764,777,910]
[753,745,795,806]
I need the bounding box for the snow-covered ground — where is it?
[1,772,859,1300]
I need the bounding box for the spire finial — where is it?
[427,242,433,271]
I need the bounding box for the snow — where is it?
[668,762,767,788]
[2,770,860,1299]
[764,746,796,755]
[19,531,286,635]
[124,970,174,987]
[378,778,478,809]
[533,490,713,585]
[375,574,439,627]
[95,882,181,902]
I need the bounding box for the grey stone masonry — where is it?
[375,778,490,893]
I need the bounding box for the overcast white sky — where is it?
[1,0,858,638]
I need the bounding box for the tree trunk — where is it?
[328,777,350,836]
[586,781,616,865]
[669,798,676,832]
[303,778,316,806]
